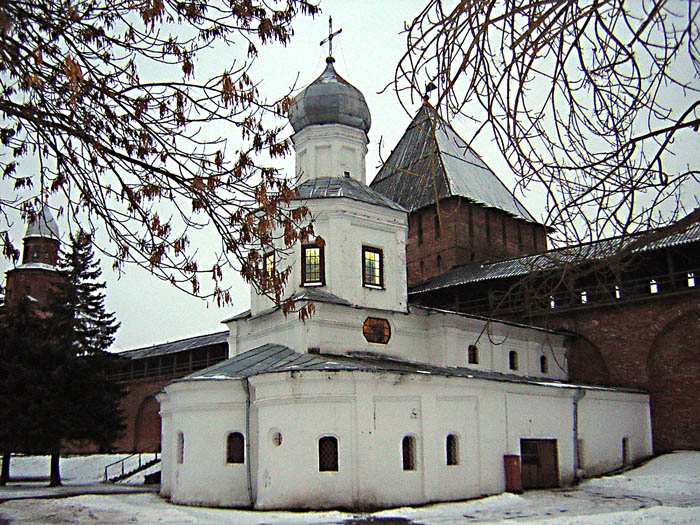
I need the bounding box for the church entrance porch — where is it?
[520,439,560,490]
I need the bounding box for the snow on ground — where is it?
[584,450,700,502]
[2,454,132,484]
[1,451,699,524]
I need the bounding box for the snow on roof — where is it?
[181,343,645,395]
[15,262,59,272]
[25,208,60,240]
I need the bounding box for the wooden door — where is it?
[520,439,559,489]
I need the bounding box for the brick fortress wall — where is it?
[407,197,547,286]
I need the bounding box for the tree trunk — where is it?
[49,451,62,487]
[0,452,10,486]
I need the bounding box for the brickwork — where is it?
[21,237,59,266]
[546,294,700,453]
[4,267,64,309]
[407,197,547,286]
[111,377,173,452]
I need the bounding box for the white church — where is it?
[157,52,652,510]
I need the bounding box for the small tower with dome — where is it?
[288,20,372,185]
[246,26,408,320]
[3,207,63,308]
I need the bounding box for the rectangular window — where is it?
[649,279,659,294]
[177,432,184,464]
[468,345,479,365]
[485,213,491,242]
[517,223,523,250]
[501,216,507,246]
[301,244,324,286]
[226,432,245,464]
[417,215,424,245]
[468,207,474,240]
[509,350,519,371]
[446,434,459,466]
[362,246,384,288]
[402,435,416,471]
[319,436,339,472]
[435,213,441,239]
[263,252,275,290]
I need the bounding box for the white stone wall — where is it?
[160,371,651,510]
[293,124,369,184]
[577,390,652,476]
[159,381,251,508]
[249,199,408,318]
[231,302,569,381]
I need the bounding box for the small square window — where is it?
[301,244,324,286]
[362,246,384,288]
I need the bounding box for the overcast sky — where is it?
[2,0,697,352]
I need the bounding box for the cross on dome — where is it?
[319,16,342,63]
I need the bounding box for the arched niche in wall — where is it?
[647,310,700,454]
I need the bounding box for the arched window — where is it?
[435,214,441,239]
[446,434,459,466]
[318,436,338,472]
[540,355,548,374]
[226,432,245,464]
[402,435,416,471]
[509,351,519,371]
[468,345,479,365]
[176,432,184,464]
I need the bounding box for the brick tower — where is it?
[4,208,63,309]
[371,103,548,286]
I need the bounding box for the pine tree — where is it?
[43,230,124,486]
[0,297,55,485]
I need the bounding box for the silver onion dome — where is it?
[288,57,371,134]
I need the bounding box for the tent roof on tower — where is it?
[370,104,538,223]
[294,177,406,212]
[25,207,60,240]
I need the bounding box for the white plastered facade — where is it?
[159,59,653,511]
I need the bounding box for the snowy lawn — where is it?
[1,451,699,524]
[1,454,133,484]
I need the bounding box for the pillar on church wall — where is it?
[293,124,368,185]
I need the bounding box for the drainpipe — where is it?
[242,377,254,507]
[573,388,586,482]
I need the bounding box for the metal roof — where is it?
[181,343,642,393]
[115,330,229,360]
[370,105,536,222]
[25,208,60,240]
[410,211,700,295]
[221,288,352,324]
[295,177,406,212]
[288,57,371,134]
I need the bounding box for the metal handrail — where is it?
[103,452,159,482]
